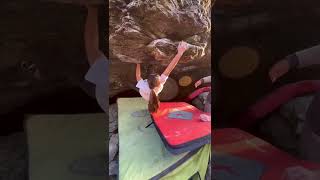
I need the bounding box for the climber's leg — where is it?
[84,6,104,66]
[82,5,109,112]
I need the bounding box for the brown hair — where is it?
[147,74,161,113]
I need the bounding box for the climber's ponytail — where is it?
[148,89,160,113]
[147,74,161,113]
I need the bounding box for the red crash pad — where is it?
[236,80,320,129]
[213,128,320,180]
[184,86,211,102]
[151,102,211,154]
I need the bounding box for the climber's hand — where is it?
[178,41,188,54]
[200,114,211,122]
[195,79,203,88]
[269,59,290,83]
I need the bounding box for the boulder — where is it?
[260,113,297,151]
[280,96,314,123]
[109,160,118,176]
[109,103,118,135]
[191,92,209,111]
[109,133,119,163]
[205,159,211,180]
[275,95,314,136]
[109,0,212,64]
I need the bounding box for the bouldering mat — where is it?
[118,98,210,180]
[236,80,320,129]
[25,113,107,180]
[151,102,211,154]
[213,128,320,180]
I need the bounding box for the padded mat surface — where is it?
[118,98,193,180]
[168,111,193,120]
[152,102,211,147]
[213,128,320,180]
[26,114,106,180]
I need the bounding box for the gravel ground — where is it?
[0,132,28,180]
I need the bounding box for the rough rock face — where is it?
[108,104,119,177]
[260,95,315,155]
[109,0,212,64]
[191,92,209,111]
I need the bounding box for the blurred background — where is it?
[0,1,106,179]
[213,0,320,125]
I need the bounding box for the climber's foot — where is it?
[200,114,211,122]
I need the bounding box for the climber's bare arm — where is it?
[136,63,142,81]
[162,41,188,77]
[85,6,103,66]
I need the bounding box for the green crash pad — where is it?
[118,98,211,180]
[25,113,107,180]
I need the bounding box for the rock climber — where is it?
[135,41,188,113]
[195,76,212,113]
[80,4,108,113]
[54,3,107,177]
[194,76,212,121]
[219,44,320,180]
[268,44,320,163]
